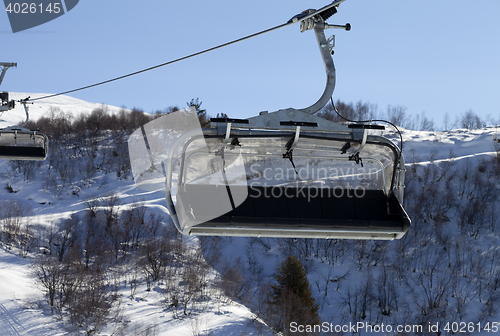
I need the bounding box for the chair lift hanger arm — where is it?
[244,3,351,130]
[0,63,17,112]
[293,3,350,115]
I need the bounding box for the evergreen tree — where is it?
[187,98,209,127]
[268,255,319,334]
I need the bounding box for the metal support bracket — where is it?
[223,122,232,145]
[396,155,406,203]
[296,22,336,115]
[325,23,351,31]
[283,125,301,174]
[1,99,32,132]
[349,128,367,166]
[352,128,367,154]
[288,125,301,152]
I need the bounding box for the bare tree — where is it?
[30,255,67,312]
[218,257,249,303]
[18,221,37,257]
[122,203,149,251]
[67,268,118,335]
[443,112,450,131]
[376,265,399,317]
[419,112,435,131]
[460,109,485,130]
[404,243,452,323]
[0,200,32,247]
[53,217,78,262]
[140,237,170,282]
[386,105,408,128]
[8,159,42,181]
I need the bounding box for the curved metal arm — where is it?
[19,102,30,127]
[20,100,31,127]
[0,62,17,87]
[296,22,336,115]
[1,100,31,130]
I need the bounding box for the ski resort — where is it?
[1,0,500,335]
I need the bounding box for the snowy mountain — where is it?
[0,92,128,129]
[0,94,499,335]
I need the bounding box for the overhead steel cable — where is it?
[27,0,347,103]
[28,22,291,102]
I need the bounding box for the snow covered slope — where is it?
[0,94,273,335]
[0,163,272,335]
[0,248,67,336]
[400,127,499,163]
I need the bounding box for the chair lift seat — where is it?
[0,145,46,159]
[0,129,48,160]
[177,184,411,240]
[128,2,412,239]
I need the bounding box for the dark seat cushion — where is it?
[177,185,408,231]
[0,146,46,159]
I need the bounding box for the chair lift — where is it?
[128,1,411,240]
[0,62,49,160]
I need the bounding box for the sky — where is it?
[1,0,499,126]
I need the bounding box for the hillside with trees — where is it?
[0,98,499,335]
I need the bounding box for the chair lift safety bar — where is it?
[128,0,411,240]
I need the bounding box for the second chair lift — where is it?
[0,62,49,161]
